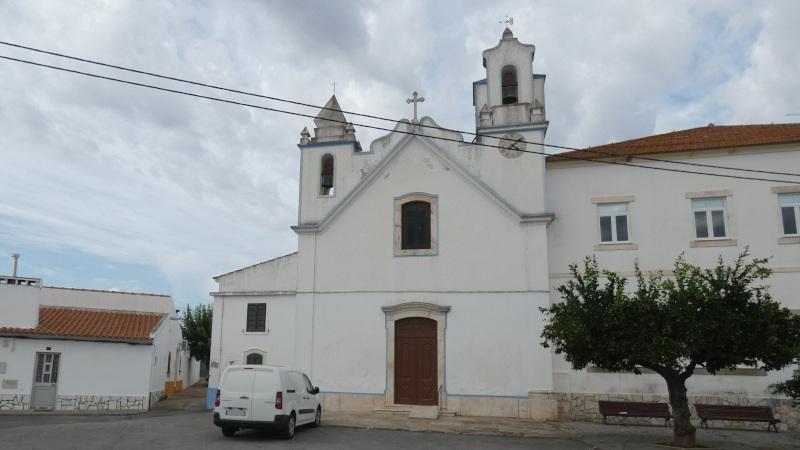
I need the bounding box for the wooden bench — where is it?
[694,404,779,432]
[598,401,672,426]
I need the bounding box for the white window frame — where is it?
[596,202,631,244]
[778,192,800,237]
[691,197,729,240]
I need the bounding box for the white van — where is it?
[213,365,321,439]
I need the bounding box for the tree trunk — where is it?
[666,376,696,447]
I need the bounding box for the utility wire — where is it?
[2,40,799,179]
[1,53,799,185]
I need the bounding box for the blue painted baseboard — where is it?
[206,387,217,410]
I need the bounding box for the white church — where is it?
[209,29,800,425]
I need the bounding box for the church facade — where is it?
[209,29,800,425]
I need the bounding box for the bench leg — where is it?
[768,421,778,432]
[700,419,707,429]
[664,418,670,427]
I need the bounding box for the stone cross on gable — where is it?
[406,91,425,123]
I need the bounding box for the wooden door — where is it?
[394,317,437,405]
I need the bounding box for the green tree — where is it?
[770,371,800,400]
[180,303,213,367]
[541,251,800,447]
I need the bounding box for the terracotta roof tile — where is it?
[0,307,165,342]
[547,124,800,161]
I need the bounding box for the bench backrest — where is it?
[694,404,774,420]
[598,401,671,418]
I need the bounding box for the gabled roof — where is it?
[548,123,800,162]
[213,252,298,280]
[293,118,553,234]
[0,307,165,344]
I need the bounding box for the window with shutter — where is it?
[246,303,267,332]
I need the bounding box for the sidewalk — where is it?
[322,411,568,439]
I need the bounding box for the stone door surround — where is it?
[382,302,450,411]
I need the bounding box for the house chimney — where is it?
[11,253,19,277]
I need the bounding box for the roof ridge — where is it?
[43,285,171,297]
[39,305,166,316]
[213,251,298,280]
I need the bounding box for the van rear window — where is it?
[223,369,253,392]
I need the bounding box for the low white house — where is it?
[0,264,200,411]
[208,28,800,427]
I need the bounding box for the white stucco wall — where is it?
[546,144,800,397]
[0,283,40,329]
[149,311,183,393]
[0,337,152,397]
[208,294,296,390]
[41,287,175,314]
[215,253,297,293]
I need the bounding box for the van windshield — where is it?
[254,369,277,393]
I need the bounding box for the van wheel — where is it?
[282,413,295,439]
[312,407,321,427]
[221,426,237,437]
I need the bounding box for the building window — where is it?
[597,203,629,242]
[779,193,800,235]
[692,197,727,238]
[501,65,518,104]
[320,154,334,196]
[402,201,431,249]
[246,353,263,365]
[394,194,438,256]
[246,303,267,332]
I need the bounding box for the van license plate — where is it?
[227,409,246,417]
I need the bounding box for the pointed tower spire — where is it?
[310,95,355,143]
[502,27,513,39]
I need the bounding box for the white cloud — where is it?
[0,0,797,304]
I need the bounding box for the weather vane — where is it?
[499,16,513,26]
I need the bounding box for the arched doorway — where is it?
[394,317,437,405]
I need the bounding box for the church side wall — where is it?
[206,294,296,408]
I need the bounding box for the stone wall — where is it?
[553,392,800,431]
[0,394,29,410]
[55,395,147,411]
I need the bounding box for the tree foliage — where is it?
[541,251,800,446]
[180,303,213,366]
[770,372,800,400]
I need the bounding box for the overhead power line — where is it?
[2,40,800,179]
[1,53,799,185]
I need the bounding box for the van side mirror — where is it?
[311,387,320,395]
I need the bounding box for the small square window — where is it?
[597,203,630,243]
[692,197,727,239]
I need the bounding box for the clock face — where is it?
[499,133,526,159]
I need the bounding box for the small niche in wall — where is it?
[0,362,6,373]
[1,379,18,389]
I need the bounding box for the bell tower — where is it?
[474,27,547,132]
[471,28,548,214]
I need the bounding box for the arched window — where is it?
[246,353,263,365]
[501,65,518,104]
[320,154,334,196]
[401,201,431,250]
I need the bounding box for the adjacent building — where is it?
[208,28,800,426]
[0,261,200,411]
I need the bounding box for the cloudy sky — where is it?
[1,0,798,308]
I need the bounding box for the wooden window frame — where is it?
[245,303,267,333]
